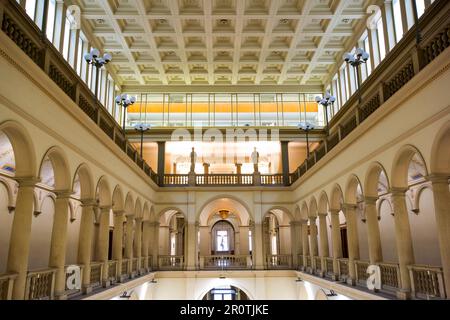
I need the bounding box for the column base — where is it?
[331,274,339,281]
[102,280,111,288]
[55,292,68,300]
[346,278,356,286]
[396,289,411,300]
[82,284,93,295]
[118,274,128,283]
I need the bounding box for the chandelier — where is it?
[219,210,229,220]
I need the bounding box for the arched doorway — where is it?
[202,285,250,300]
[211,220,235,255]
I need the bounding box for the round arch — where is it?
[0,120,36,178]
[345,174,364,205]
[95,176,112,207]
[330,184,344,210]
[112,185,124,211]
[308,197,318,218]
[142,202,150,221]
[300,202,308,221]
[38,146,71,191]
[263,206,294,224]
[430,121,450,174]
[318,191,329,214]
[198,196,252,226]
[124,192,135,215]
[196,280,256,301]
[135,198,143,219]
[72,163,94,201]
[391,145,428,189]
[365,162,390,198]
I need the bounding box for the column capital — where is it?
[15,176,40,187]
[150,221,160,227]
[318,212,328,217]
[290,221,303,227]
[342,203,358,210]
[389,187,408,196]
[54,190,74,199]
[99,205,112,211]
[329,209,340,215]
[81,199,97,207]
[113,209,125,215]
[308,217,317,224]
[364,196,379,205]
[300,219,309,225]
[426,174,449,184]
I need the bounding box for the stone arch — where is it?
[158,207,186,222]
[142,202,150,221]
[294,204,301,221]
[72,163,94,201]
[197,194,253,224]
[430,121,450,175]
[135,198,143,219]
[112,185,124,211]
[391,145,428,189]
[264,206,294,224]
[0,120,36,178]
[365,162,390,198]
[318,191,329,214]
[345,174,363,205]
[38,146,71,191]
[124,192,135,216]
[300,202,308,221]
[196,281,255,300]
[95,176,112,207]
[0,178,14,209]
[198,196,251,226]
[330,184,344,211]
[308,197,318,218]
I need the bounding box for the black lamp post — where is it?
[115,94,136,130]
[344,48,370,105]
[84,48,112,99]
[315,91,336,136]
[134,123,151,157]
[298,121,315,157]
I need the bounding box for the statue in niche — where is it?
[190,147,197,173]
[251,147,260,173]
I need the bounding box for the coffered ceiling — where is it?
[70,0,374,87]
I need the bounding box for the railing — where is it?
[196,174,253,186]
[164,174,189,186]
[108,261,117,283]
[266,255,292,269]
[354,260,370,286]
[379,262,401,291]
[408,265,446,299]
[0,273,17,300]
[324,257,334,279]
[140,257,146,273]
[261,174,284,186]
[297,254,304,270]
[121,258,130,279]
[147,256,153,272]
[304,255,312,271]
[289,0,450,185]
[313,256,322,274]
[158,255,184,270]
[337,258,349,282]
[0,0,158,185]
[89,262,103,289]
[24,268,56,300]
[64,265,84,297]
[131,258,138,273]
[200,255,252,270]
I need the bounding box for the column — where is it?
[142,221,151,271]
[134,218,143,272]
[252,222,265,270]
[49,191,71,299]
[309,217,319,257]
[301,220,310,270]
[77,200,96,293]
[7,178,38,299]
[390,188,415,299]
[281,141,290,186]
[150,222,160,269]
[157,141,165,186]
[112,210,124,278]
[203,163,210,175]
[428,175,450,298]
[330,209,342,279]
[318,213,330,273]
[290,221,302,267]
[96,206,111,287]
[343,203,360,285]
[364,197,383,264]
[382,0,396,50]
[124,215,134,275]
[185,222,198,270]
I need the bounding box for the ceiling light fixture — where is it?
[220,19,229,25]
[96,18,105,24]
[280,19,289,24]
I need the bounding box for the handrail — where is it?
[0,273,18,300]
[289,0,450,185]
[0,0,158,185]
[200,255,252,270]
[24,268,57,300]
[162,173,290,186]
[408,264,446,299]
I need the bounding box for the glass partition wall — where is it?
[126,93,323,128]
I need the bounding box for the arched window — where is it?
[211,220,235,255]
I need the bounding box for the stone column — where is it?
[203,163,210,175]
[157,141,165,186]
[252,222,265,270]
[290,221,302,267]
[7,178,38,299]
[309,217,319,257]
[343,203,359,285]
[77,200,95,294]
[134,218,143,272]
[390,188,415,299]
[96,206,111,287]
[112,210,124,277]
[301,220,309,270]
[330,209,342,279]
[150,222,160,269]
[281,141,290,186]
[428,175,450,298]
[49,191,72,299]
[124,215,134,275]
[142,221,151,271]
[318,213,330,273]
[364,197,383,264]
[235,163,242,184]
[185,222,198,270]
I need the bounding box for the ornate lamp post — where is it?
[115,94,136,130]
[298,122,315,158]
[84,48,112,99]
[315,91,336,136]
[134,123,151,157]
[344,48,370,105]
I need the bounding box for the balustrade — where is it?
[24,268,57,300]
[0,273,17,300]
[107,261,117,283]
[378,262,401,291]
[200,255,251,270]
[354,260,370,286]
[324,257,334,279]
[158,255,184,270]
[337,259,349,282]
[408,265,446,299]
[266,255,292,269]
[89,262,103,289]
